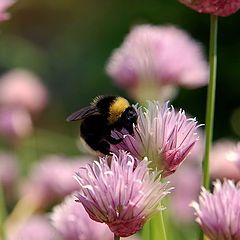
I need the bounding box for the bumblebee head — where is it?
[118,106,138,134]
[93,96,137,131]
[107,97,131,125]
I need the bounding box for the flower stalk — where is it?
[114,235,120,240]
[201,14,218,240]
[0,184,7,240]
[202,14,218,190]
[159,211,167,240]
[150,211,167,240]
[142,220,150,240]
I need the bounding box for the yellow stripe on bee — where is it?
[108,97,130,124]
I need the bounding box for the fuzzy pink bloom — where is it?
[110,101,200,177]
[74,151,170,237]
[191,180,240,240]
[227,142,240,168]
[0,69,48,114]
[0,107,32,140]
[210,140,240,180]
[21,155,94,208]
[8,215,59,240]
[51,194,113,240]
[170,166,201,222]
[0,0,15,22]
[167,131,204,223]
[106,24,208,102]
[178,0,240,17]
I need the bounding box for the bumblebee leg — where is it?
[83,137,110,155]
[97,140,110,155]
[125,125,134,135]
[106,135,123,144]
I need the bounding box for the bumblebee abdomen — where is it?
[80,115,110,140]
[80,115,111,154]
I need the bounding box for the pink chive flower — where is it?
[74,151,170,237]
[8,215,59,240]
[178,0,240,17]
[106,24,208,102]
[210,140,240,180]
[167,129,203,223]
[0,107,32,141]
[51,194,113,240]
[226,142,240,168]
[110,101,200,177]
[21,155,94,208]
[0,69,48,114]
[0,0,15,22]
[191,180,240,240]
[169,165,202,223]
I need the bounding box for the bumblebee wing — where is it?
[66,106,99,122]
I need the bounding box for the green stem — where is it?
[114,235,120,240]
[142,220,150,240]
[201,13,218,240]
[159,211,167,240]
[150,217,156,240]
[150,211,167,240]
[0,184,7,240]
[199,227,204,240]
[202,14,218,190]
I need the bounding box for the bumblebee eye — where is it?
[124,107,138,123]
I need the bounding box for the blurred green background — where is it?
[0,0,239,157]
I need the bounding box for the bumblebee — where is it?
[66,95,138,155]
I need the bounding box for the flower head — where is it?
[0,0,15,22]
[226,142,240,167]
[167,129,203,223]
[191,180,240,240]
[178,0,240,17]
[0,106,32,140]
[8,215,59,240]
[21,155,93,208]
[106,24,208,102]
[0,69,48,114]
[210,140,240,180]
[74,151,170,237]
[110,101,199,177]
[51,194,113,240]
[168,164,202,223]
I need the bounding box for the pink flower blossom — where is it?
[0,0,15,22]
[167,131,204,223]
[0,107,32,140]
[178,0,240,17]
[8,215,59,240]
[110,101,200,177]
[21,155,94,208]
[210,140,240,180]
[51,194,113,240]
[0,69,48,114]
[169,165,202,223]
[226,142,240,167]
[106,24,208,102]
[74,151,170,237]
[191,180,240,240]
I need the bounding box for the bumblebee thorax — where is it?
[108,97,130,125]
